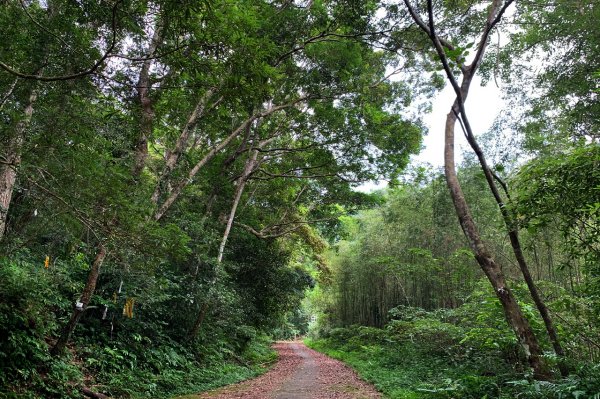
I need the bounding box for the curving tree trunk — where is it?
[189,146,261,339]
[444,103,550,380]
[217,149,259,263]
[51,245,107,355]
[404,0,551,379]
[461,132,567,374]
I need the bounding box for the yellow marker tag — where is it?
[44,256,50,269]
[129,298,134,318]
[123,298,135,318]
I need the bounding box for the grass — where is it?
[305,332,516,399]
[162,363,265,399]
[165,341,278,399]
[168,365,260,399]
[305,327,600,399]
[306,338,436,398]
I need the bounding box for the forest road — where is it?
[178,341,381,399]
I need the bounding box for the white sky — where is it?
[418,76,504,166]
[358,1,516,193]
[357,76,504,192]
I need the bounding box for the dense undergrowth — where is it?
[0,253,280,399]
[307,301,600,399]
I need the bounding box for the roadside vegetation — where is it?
[1,0,599,398]
[307,301,600,399]
[306,148,600,398]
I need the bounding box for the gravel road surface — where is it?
[180,341,381,399]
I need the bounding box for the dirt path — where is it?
[179,341,381,399]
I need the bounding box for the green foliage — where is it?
[308,303,600,399]
[307,320,506,399]
[320,168,491,330]
[493,0,600,148]
[2,0,600,398]
[514,145,600,310]
[0,250,280,398]
[226,233,315,330]
[0,0,427,395]
[77,333,276,398]
[0,256,82,398]
[271,307,312,340]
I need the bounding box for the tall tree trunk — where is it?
[403,0,551,379]
[51,13,165,356]
[507,229,567,374]
[150,89,217,204]
[0,89,37,241]
[51,245,107,355]
[444,105,550,380]
[217,150,259,263]
[153,98,305,221]
[188,148,259,339]
[457,85,567,375]
[132,21,163,178]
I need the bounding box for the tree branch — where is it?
[470,0,515,73]
[0,77,18,111]
[26,177,102,241]
[153,96,311,221]
[0,1,122,82]
[235,218,331,239]
[19,0,70,48]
